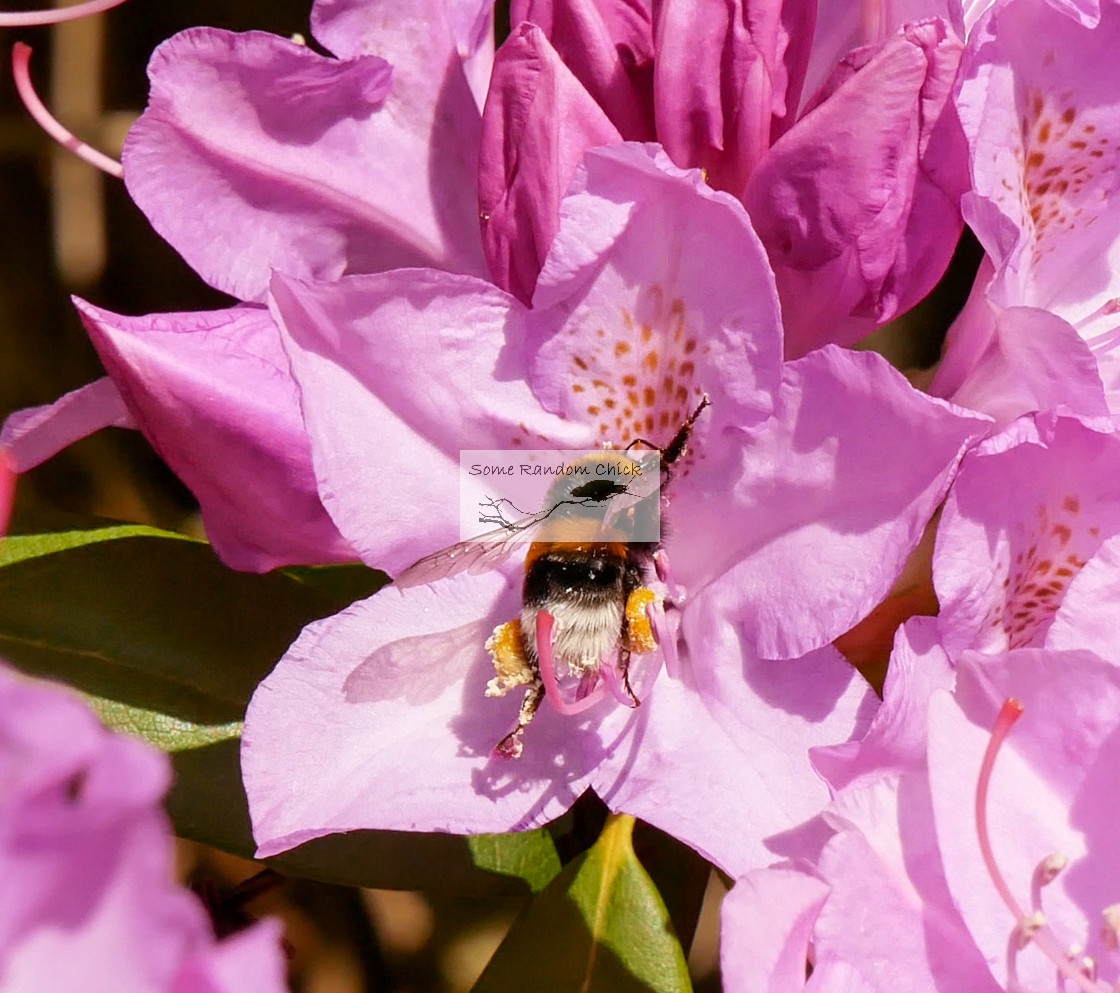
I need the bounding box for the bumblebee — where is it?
[395,395,710,757]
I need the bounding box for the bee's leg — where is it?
[602,612,642,709]
[623,437,661,453]
[619,644,639,706]
[493,682,544,760]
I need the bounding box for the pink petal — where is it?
[1046,532,1120,657]
[243,570,628,857]
[653,0,785,198]
[932,270,1108,423]
[809,814,1003,992]
[312,0,496,115]
[478,24,622,302]
[811,616,953,793]
[0,450,12,536]
[653,0,821,182]
[124,25,485,302]
[595,581,876,877]
[966,0,1102,33]
[713,346,988,661]
[747,19,968,356]
[959,0,1120,329]
[530,143,783,433]
[267,268,586,575]
[0,378,134,472]
[521,143,789,588]
[0,665,287,991]
[804,0,964,110]
[170,920,288,993]
[75,299,353,571]
[512,0,655,138]
[0,667,201,987]
[720,863,830,993]
[934,412,1120,657]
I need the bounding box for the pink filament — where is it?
[975,699,1027,922]
[1076,297,1120,334]
[0,0,127,26]
[536,611,606,716]
[648,600,679,679]
[11,42,123,178]
[975,698,1106,993]
[0,449,13,536]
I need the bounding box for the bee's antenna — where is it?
[662,393,711,468]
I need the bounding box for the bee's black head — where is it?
[523,550,637,607]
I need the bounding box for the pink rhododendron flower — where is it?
[933,0,1120,420]
[241,143,986,875]
[723,630,1120,991]
[2,0,493,571]
[126,1,489,304]
[723,403,1120,990]
[928,649,1120,993]
[0,663,288,993]
[481,1,969,355]
[718,619,982,993]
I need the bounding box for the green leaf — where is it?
[0,524,196,567]
[281,563,389,605]
[468,829,562,893]
[0,528,339,724]
[83,692,242,750]
[0,526,537,895]
[633,822,713,956]
[472,814,693,993]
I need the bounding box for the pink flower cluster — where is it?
[5,0,1120,988]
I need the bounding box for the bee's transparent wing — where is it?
[392,513,551,588]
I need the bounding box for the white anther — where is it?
[1017,911,1047,948]
[290,32,307,45]
[1079,956,1097,982]
[1038,853,1068,885]
[1101,904,1120,951]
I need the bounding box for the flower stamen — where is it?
[1032,852,1069,910]
[1101,905,1120,951]
[976,698,1108,993]
[1075,296,1120,334]
[11,42,123,178]
[536,610,606,716]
